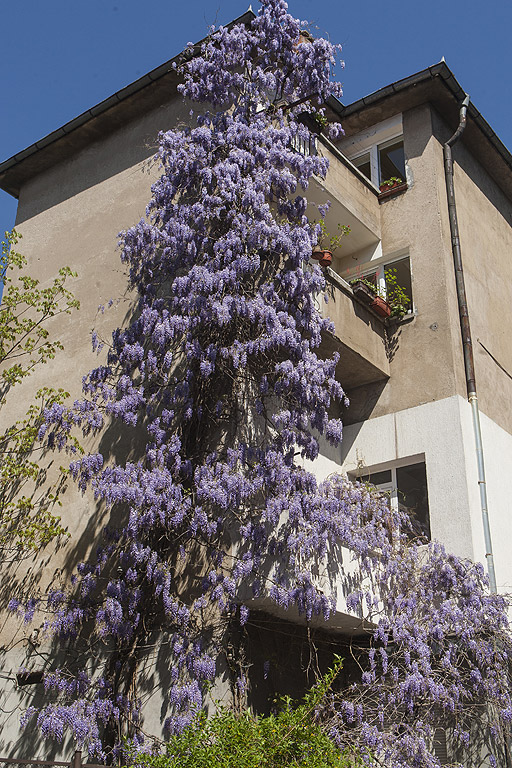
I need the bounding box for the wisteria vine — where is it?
[10,2,512,766]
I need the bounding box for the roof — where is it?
[326,61,512,200]
[0,9,256,199]
[1,34,511,200]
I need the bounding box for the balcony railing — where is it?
[319,268,390,390]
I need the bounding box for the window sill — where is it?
[378,181,408,202]
[385,310,416,328]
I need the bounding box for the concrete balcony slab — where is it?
[307,136,381,260]
[319,268,390,389]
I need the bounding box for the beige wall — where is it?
[436,111,512,434]
[0,96,192,755]
[341,102,512,434]
[341,105,461,422]
[9,97,196,420]
[0,98,190,578]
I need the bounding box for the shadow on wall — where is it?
[0,292,145,759]
[342,379,388,429]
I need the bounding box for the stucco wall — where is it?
[0,97,191,757]
[0,94,193,606]
[341,105,468,425]
[338,394,512,593]
[436,110,512,435]
[460,399,512,592]
[340,395,474,560]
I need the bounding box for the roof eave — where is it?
[0,9,256,199]
[327,61,512,180]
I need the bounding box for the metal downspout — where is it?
[443,95,497,593]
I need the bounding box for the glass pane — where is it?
[385,257,412,308]
[396,463,430,540]
[353,152,371,180]
[357,470,392,485]
[379,140,405,184]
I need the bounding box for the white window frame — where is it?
[353,457,430,540]
[338,114,404,187]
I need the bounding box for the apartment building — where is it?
[319,64,512,593]
[0,11,511,759]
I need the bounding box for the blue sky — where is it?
[1,0,510,237]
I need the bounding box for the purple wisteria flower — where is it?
[10,1,512,765]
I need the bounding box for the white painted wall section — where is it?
[457,397,512,592]
[339,396,475,557]
[320,395,512,595]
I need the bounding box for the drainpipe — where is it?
[443,95,497,594]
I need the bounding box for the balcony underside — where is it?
[307,138,381,261]
[319,271,390,390]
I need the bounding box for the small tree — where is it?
[0,230,80,555]
[11,2,512,766]
[129,659,358,768]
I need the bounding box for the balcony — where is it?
[318,268,389,390]
[306,135,382,261]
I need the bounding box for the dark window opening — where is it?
[384,256,413,312]
[243,613,363,716]
[356,461,430,541]
[358,469,391,485]
[379,139,405,184]
[353,152,371,180]
[396,463,430,540]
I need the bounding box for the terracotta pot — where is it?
[312,249,332,267]
[371,295,392,317]
[379,180,407,194]
[318,250,332,267]
[351,279,376,304]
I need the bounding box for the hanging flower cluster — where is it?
[12,1,512,766]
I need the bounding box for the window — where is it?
[338,114,407,188]
[351,137,405,187]
[378,138,405,183]
[357,461,430,540]
[358,255,413,314]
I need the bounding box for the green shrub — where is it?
[128,660,360,768]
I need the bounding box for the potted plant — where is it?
[312,219,350,267]
[379,176,405,194]
[371,294,392,318]
[310,110,329,134]
[298,109,329,135]
[384,266,411,318]
[350,276,379,305]
[350,277,392,317]
[350,268,411,320]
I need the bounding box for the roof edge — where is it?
[0,9,256,197]
[327,62,512,175]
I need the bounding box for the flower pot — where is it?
[379,180,407,196]
[312,249,332,267]
[371,295,392,318]
[351,279,376,305]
